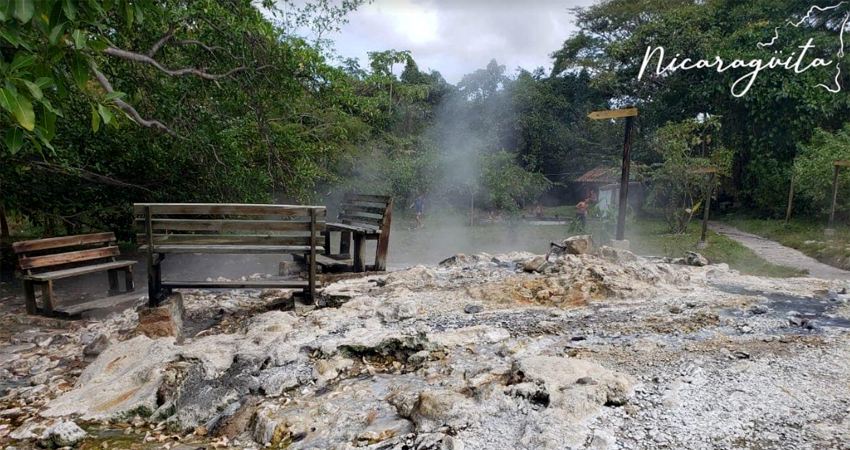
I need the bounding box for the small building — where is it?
[574,166,644,213]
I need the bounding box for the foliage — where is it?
[645,117,732,233]
[795,124,850,215]
[0,0,378,236]
[555,0,850,216]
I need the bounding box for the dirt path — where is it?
[709,221,850,280]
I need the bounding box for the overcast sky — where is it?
[327,0,597,83]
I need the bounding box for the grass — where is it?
[717,212,850,269]
[627,219,807,278]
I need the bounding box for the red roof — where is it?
[575,166,622,183]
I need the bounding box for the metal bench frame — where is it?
[134,203,326,307]
[12,233,136,316]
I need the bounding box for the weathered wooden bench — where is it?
[12,233,136,316]
[322,194,392,272]
[135,203,326,306]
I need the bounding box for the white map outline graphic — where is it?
[757,2,849,93]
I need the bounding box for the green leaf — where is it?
[34,76,53,89]
[88,39,107,51]
[97,103,113,124]
[23,79,42,100]
[71,54,88,90]
[6,127,23,154]
[41,98,63,117]
[10,91,35,130]
[0,89,12,113]
[104,91,125,101]
[13,0,33,23]
[0,24,20,47]
[10,52,36,72]
[124,1,133,28]
[62,0,76,19]
[48,22,65,45]
[0,0,13,21]
[71,29,86,49]
[42,104,56,139]
[33,127,54,151]
[91,105,100,132]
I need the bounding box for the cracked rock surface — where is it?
[3,251,850,449]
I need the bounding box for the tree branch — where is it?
[30,161,154,192]
[103,45,249,80]
[148,26,175,57]
[92,68,178,137]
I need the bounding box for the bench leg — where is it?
[148,256,163,308]
[108,269,120,295]
[23,280,37,315]
[340,231,351,256]
[41,280,55,317]
[324,231,332,256]
[353,233,366,272]
[124,266,135,292]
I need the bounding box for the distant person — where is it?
[588,190,598,205]
[535,203,543,218]
[575,198,590,230]
[410,194,425,229]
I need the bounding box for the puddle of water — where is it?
[712,284,850,330]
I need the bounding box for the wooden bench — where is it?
[12,233,137,316]
[323,194,392,272]
[134,203,326,306]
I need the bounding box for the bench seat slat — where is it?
[23,260,136,282]
[344,194,391,204]
[140,245,324,254]
[133,203,326,217]
[341,205,386,215]
[12,232,115,254]
[326,222,382,234]
[338,212,384,224]
[162,280,317,289]
[135,219,326,232]
[137,234,319,246]
[19,246,121,270]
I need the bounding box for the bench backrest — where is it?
[336,195,392,232]
[134,203,326,250]
[12,233,120,273]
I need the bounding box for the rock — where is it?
[439,254,468,267]
[508,356,634,416]
[279,260,306,276]
[463,304,483,314]
[409,390,472,432]
[599,245,637,262]
[522,256,549,273]
[563,235,594,255]
[82,334,109,359]
[39,421,87,448]
[44,336,177,420]
[138,293,185,342]
[208,396,260,438]
[683,251,709,267]
[750,305,769,315]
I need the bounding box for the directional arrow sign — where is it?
[587,107,638,120]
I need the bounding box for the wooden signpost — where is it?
[826,160,850,234]
[588,107,638,245]
[688,167,717,248]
